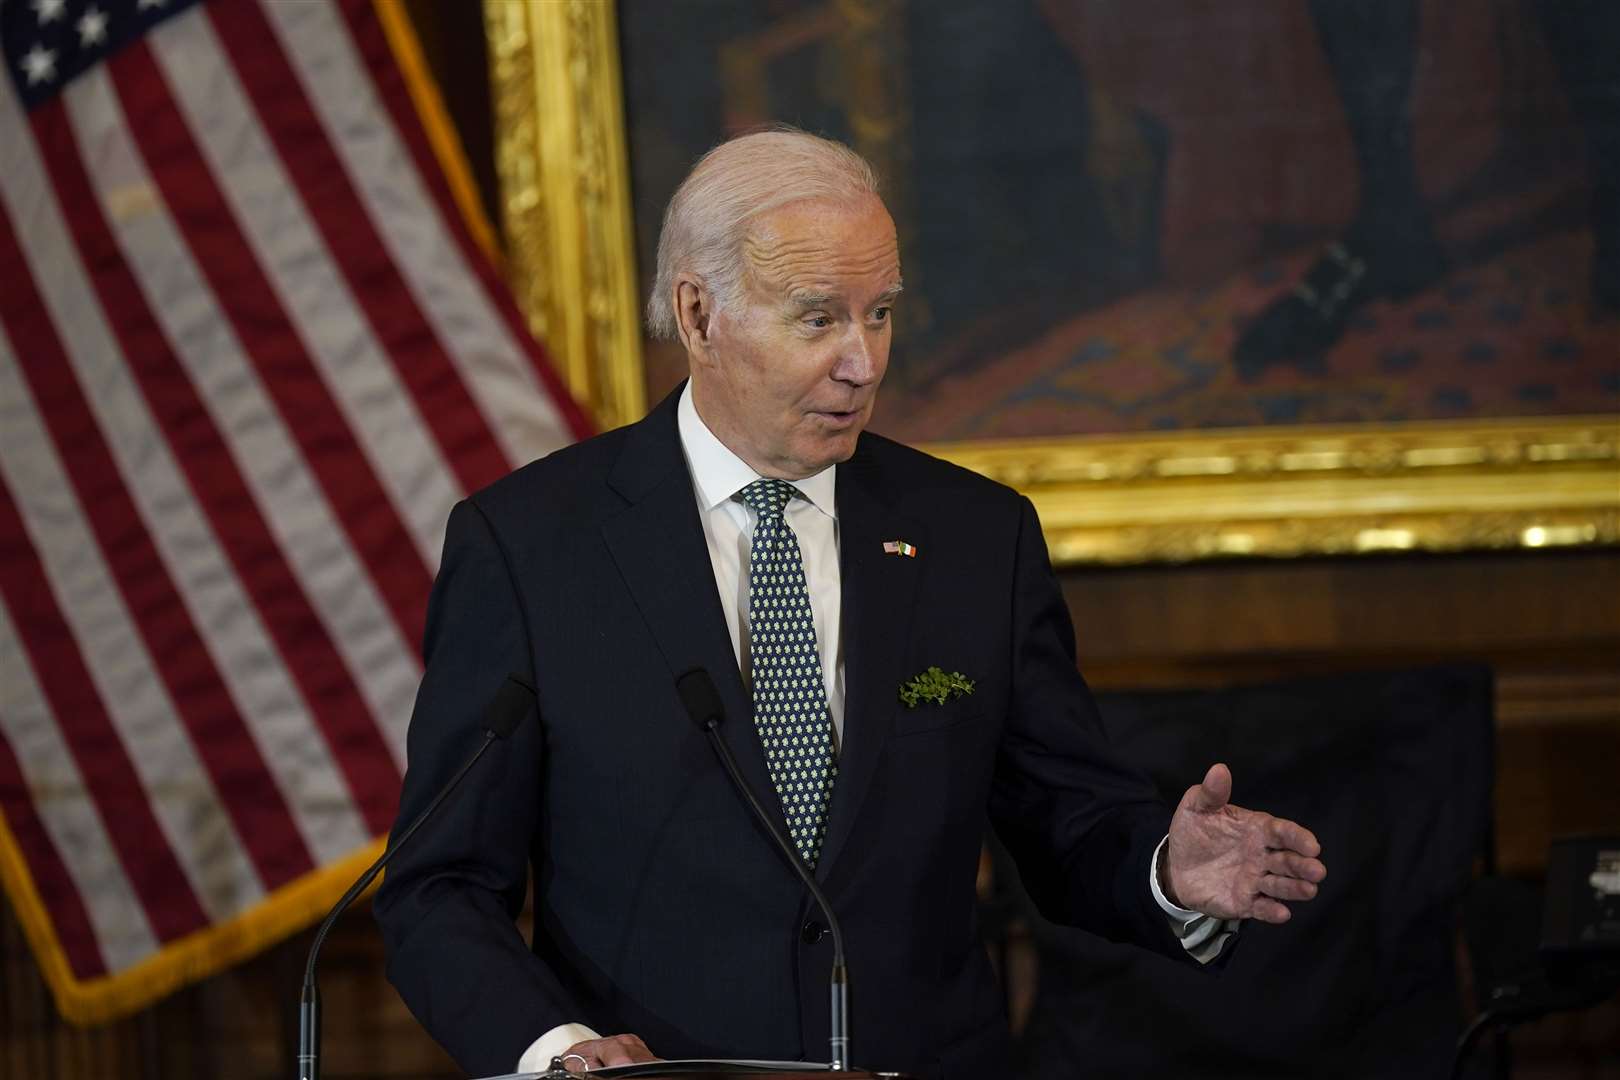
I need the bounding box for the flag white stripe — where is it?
[60,68,371,867]
[150,10,458,573]
[265,0,574,467]
[0,594,157,973]
[0,314,261,925]
[8,26,421,775]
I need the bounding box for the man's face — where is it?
[686,193,901,479]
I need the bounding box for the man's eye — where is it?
[806,315,833,329]
[871,306,892,323]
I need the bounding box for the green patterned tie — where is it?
[737,478,837,867]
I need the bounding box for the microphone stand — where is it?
[297,674,535,1080]
[677,670,850,1071]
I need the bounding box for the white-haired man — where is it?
[376,129,1325,1078]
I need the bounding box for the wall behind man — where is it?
[3,4,1615,1077]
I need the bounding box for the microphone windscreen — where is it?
[676,668,724,730]
[484,674,535,739]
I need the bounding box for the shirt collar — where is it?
[677,381,837,518]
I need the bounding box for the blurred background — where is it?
[1,0,1616,1076]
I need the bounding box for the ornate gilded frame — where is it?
[483,1,1619,565]
[483,0,646,432]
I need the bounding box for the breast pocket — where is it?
[891,698,984,737]
[883,703,997,826]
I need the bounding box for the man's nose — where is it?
[832,326,881,385]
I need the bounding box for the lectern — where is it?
[479,1062,911,1080]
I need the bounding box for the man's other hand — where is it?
[561,1033,658,1071]
[1164,762,1327,924]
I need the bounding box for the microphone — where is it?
[676,669,851,1072]
[296,673,536,1080]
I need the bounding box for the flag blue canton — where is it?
[2,0,197,107]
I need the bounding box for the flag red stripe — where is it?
[27,96,403,840]
[0,471,208,943]
[207,0,512,495]
[334,0,598,442]
[108,42,434,657]
[0,726,108,980]
[0,173,315,889]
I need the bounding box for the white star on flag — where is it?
[20,43,57,85]
[78,6,111,47]
[32,0,68,24]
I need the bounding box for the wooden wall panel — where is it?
[1060,550,1620,879]
[1063,550,1620,680]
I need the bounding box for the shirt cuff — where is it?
[1149,835,1203,922]
[516,1022,603,1074]
[1149,835,1239,964]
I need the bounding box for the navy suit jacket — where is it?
[374,386,1185,1078]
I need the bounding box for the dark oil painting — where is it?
[619,0,1620,443]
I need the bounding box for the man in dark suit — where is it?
[374,129,1326,1078]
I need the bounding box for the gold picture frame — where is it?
[483,0,1619,565]
[483,0,646,433]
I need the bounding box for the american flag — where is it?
[0,0,589,1022]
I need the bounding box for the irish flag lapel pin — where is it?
[882,540,918,558]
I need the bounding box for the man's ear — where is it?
[674,277,713,360]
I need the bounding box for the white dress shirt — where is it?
[515,384,1229,1071]
[676,384,847,744]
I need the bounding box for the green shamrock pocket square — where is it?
[899,666,975,708]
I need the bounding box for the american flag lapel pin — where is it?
[882,540,918,558]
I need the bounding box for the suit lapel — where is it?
[816,440,925,881]
[599,389,791,843]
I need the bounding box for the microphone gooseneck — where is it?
[296,673,536,1080]
[675,668,852,1071]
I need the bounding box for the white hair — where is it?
[645,127,880,340]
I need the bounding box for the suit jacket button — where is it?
[801,919,826,945]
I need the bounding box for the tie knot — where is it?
[737,478,799,519]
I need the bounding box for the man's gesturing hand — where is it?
[560,1034,658,1072]
[1164,763,1326,924]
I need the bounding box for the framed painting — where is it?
[482,0,1618,564]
